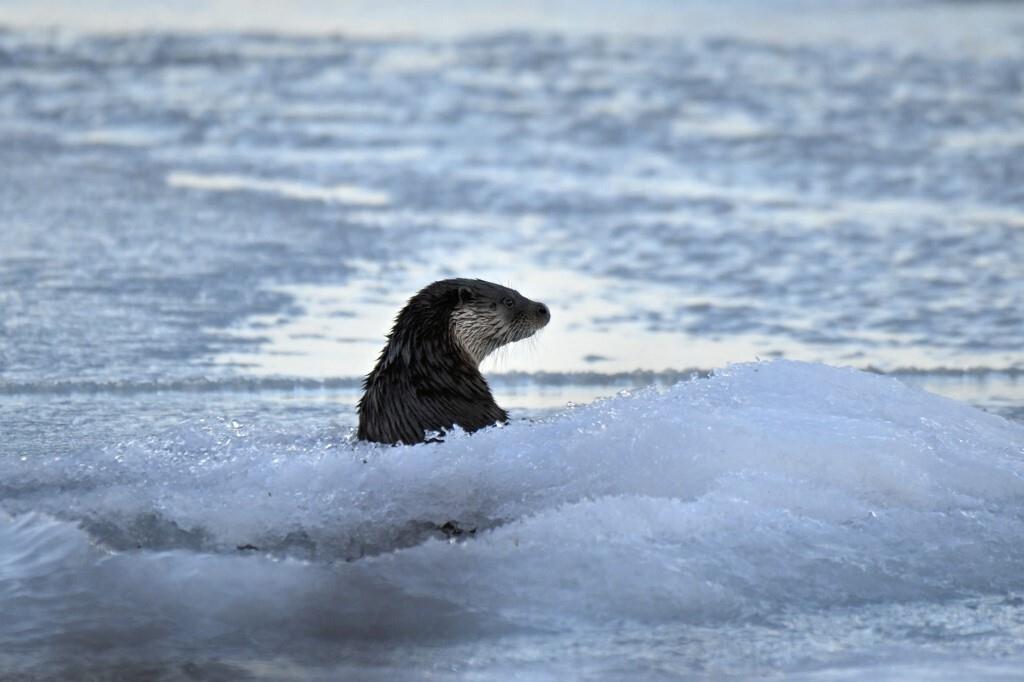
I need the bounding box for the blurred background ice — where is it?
[1,0,1023,679]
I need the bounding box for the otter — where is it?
[357,278,550,445]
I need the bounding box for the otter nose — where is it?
[535,303,550,323]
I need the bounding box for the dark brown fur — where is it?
[357,279,550,445]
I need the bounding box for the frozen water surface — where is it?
[4,362,1024,680]
[2,0,1024,678]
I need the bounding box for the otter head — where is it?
[449,280,550,366]
[359,278,549,444]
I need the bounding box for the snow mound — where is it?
[3,360,1023,668]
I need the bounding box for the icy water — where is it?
[2,0,1024,679]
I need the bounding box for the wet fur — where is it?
[357,279,549,445]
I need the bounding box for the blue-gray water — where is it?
[2,1,1024,679]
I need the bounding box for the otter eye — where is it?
[502,297,514,308]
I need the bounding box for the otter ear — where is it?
[458,286,474,304]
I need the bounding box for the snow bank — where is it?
[3,360,1023,670]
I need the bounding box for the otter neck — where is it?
[449,311,502,367]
